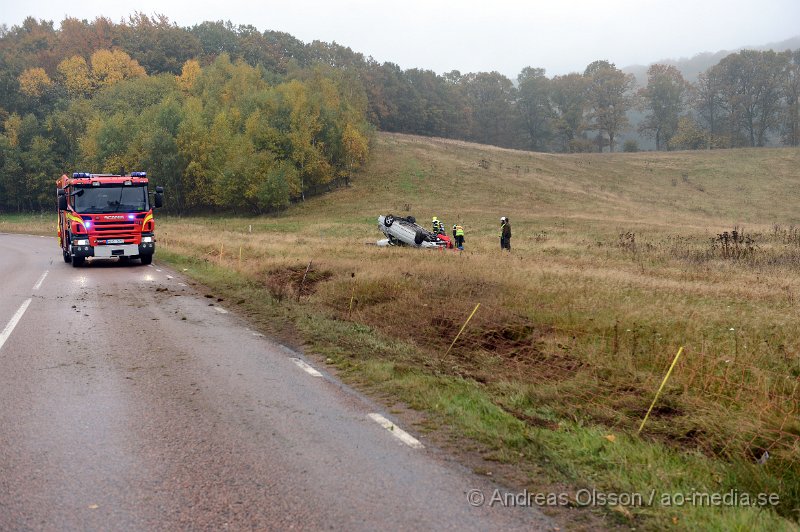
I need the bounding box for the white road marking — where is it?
[291,358,323,377]
[252,332,264,337]
[178,282,186,287]
[156,269,162,272]
[368,413,425,449]
[32,270,49,290]
[0,299,32,352]
[213,306,228,314]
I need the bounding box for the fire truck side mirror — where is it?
[57,189,67,210]
[154,187,164,208]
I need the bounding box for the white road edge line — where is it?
[0,299,32,352]
[213,306,228,314]
[368,413,425,449]
[32,270,49,290]
[291,357,323,377]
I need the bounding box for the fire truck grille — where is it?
[92,221,137,240]
[93,221,135,231]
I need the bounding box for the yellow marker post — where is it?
[638,346,684,434]
[348,284,356,318]
[220,242,224,261]
[238,246,242,269]
[443,303,481,359]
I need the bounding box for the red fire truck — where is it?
[57,172,163,267]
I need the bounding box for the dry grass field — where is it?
[4,133,800,529]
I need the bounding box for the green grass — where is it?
[0,212,53,235]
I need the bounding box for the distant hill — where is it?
[622,35,800,85]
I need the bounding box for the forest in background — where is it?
[0,14,798,212]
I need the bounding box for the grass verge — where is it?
[152,247,796,531]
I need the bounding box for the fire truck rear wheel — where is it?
[140,254,153,265]
[63,250,72,263]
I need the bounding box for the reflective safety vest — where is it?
[454,225,464,236]
[499,222,506,237]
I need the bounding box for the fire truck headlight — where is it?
[74,239,89,246]
[142,236,153,243]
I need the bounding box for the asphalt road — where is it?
[0,233,554,531]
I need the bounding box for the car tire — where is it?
[414,231,424,246]
[405,216,416,224]
[384,215,394,227]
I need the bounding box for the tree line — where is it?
[0,16,370,212]
[1,15,798,211]
[364,50,800,153]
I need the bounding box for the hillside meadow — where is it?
[3,132,800,530]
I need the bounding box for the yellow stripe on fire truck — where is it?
[65,212,86,228]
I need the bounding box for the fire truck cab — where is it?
[57,172,163,267]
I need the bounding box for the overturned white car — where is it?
[377,214,453,249]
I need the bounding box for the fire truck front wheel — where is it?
[140,254,153,265]
[63,250,72,263]
[71,255,85,267]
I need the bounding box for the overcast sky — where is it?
[3,0,799,78]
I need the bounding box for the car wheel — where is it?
[405,216,416,224]
[414,231,424,246]
[384,215,394,227]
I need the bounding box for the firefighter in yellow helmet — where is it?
[452,223,465,250]
[432,216,440,234]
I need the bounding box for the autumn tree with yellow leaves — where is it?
[90,49,147,88]
[57,56,93,97]
[18,68,53,98]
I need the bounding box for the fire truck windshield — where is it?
[72,185,149,214]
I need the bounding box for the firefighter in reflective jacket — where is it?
[432,216,441,234]
[500,217,511,251]
[452,224,465,250]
